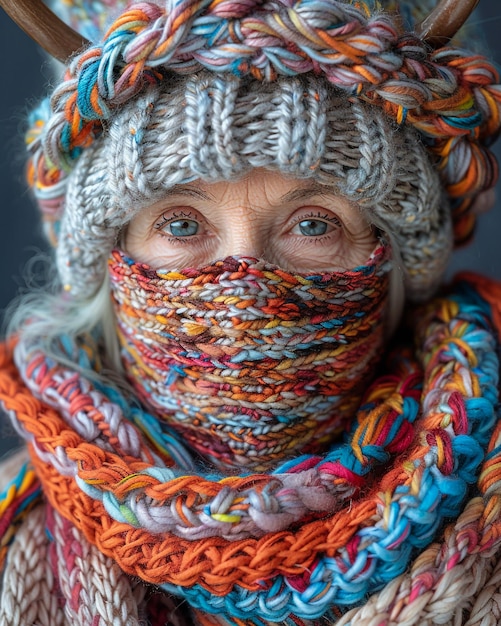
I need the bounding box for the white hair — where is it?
[6,256,122,378]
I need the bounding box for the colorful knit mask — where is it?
[109,243,391,471]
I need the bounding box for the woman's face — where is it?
[125,169,377,272]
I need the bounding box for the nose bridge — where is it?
[222,207,266,258]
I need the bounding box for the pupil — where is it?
[299,219,327,236]
[170,219,198,237]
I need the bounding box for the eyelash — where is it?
[154,210,197,231]
[290,211,342,229]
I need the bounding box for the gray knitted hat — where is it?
[25,0,500,300]
[59,74,449,300]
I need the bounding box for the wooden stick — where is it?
[415,0,480,48]
[0,0,481,62]
[0,0,88,62]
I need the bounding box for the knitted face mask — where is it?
[109,243,391,471]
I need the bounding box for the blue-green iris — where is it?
[169,219,199,237]
[298,219,328,236]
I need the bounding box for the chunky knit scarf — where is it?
[1,278,501,625]
[109,244,391,472]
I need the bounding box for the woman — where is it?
[1,0,501,624]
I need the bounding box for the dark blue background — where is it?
[1,3,501,456]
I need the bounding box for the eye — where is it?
[166,218,199,237]
[294,219,329,237]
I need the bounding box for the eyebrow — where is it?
[278,183,335,205]
[162,187,215,202]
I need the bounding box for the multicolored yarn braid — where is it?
[49,0,130,42]
[0,279,499,623]
[0,461,41,572]
[109,244,391,472]
[27,0,501,243]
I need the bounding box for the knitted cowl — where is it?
[110,244,391,472]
